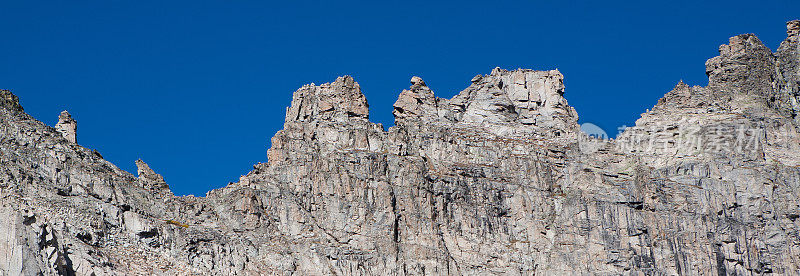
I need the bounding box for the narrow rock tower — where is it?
[55,110,77,143]
[787,19,799,42]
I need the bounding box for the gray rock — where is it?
[0,21,799,275]
[55,111,77,143]
[0,90,23,114]
[136,159,170,192]
[788,20,800,43]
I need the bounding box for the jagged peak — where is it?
[452,68,576,130]
[393,76,439,123]
[58,110,76,126]
[135,159,170,192]
[716,33,770,58]
[705,33,775,91]
[669,80,691,97]
[391,68,578,137]
[651,80,706,111]
[787,20,800,42]
[490,66,507,75]
[641,21,800,127]
[410,76,426,87]
[56,110,78,143]
[674,80,688,90]
[284,75,370,123]
[0,89,23,113]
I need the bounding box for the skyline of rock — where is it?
[0,20,799,275]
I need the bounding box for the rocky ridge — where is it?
[0,21,799,275]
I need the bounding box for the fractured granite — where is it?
[55,111,77,144]
[0,21,799,275]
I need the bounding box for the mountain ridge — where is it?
[0,20,799,275]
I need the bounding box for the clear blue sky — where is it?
[1,1,797,196]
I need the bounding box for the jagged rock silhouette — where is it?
[1,21,799,275]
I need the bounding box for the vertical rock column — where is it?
[55,111,77,143]
[778,20,800,121]
[787,20,800,43]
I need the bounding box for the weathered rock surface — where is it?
[55,111,77,144]
[1,21,799,275]
[135,159,171,195]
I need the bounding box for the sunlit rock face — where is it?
[55,111,77,144]
[1,21,800,275]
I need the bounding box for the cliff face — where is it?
[1,21,799,275]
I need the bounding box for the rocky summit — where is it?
[1,21,800,275]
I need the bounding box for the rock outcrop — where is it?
[55,111,77,144]
[0,90,22,114]
[135,159,170,194]
[0,21,799,275]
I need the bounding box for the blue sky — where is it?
[1,1,797,196]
